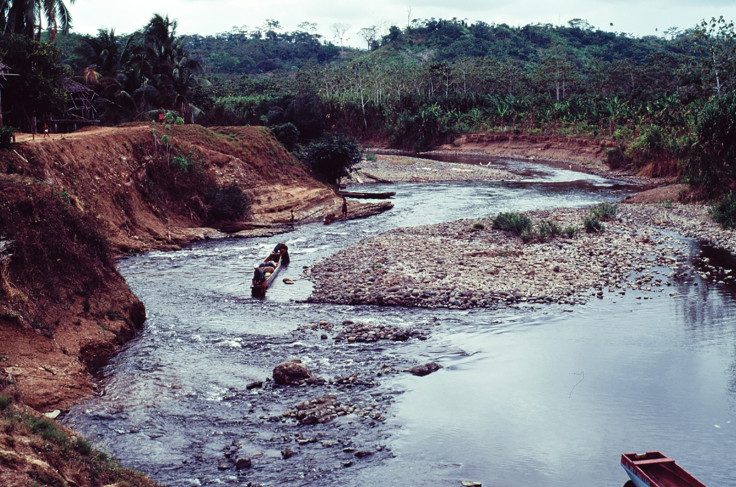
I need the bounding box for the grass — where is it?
[494,211,585,242]
[0,403,161,486]
[493,211,533,236]
[589,202,618,220]
[584,215,606,233]
[0,395,12,410]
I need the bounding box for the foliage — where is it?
[535,220,562,241]
[26,416,67,442]
[0,34,67,130]
[0,179,112,299]
[589,202,618,220]
[300,133,362,184]
[66,15,207,124]
[172,155,190,172]
[205,184,251,223]
[185,27,339,75]
[0,0,75,41]
[271,122,299,151]
[561,225,580,238]
[0,126,15,149]
[493,211,533,236]
[0,404,160,486]
[710,191,736,228]
[74,436,93,455]
[0,395,11,409]
[584,215,606,233]
[684,91,736,195]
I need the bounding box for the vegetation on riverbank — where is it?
[1,372,159,487]
[4,12,736,203]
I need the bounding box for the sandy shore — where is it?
[311,154,735,309]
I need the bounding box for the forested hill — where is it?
[184,29,340,74]
[33,16,736,199]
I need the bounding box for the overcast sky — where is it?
[68,0,736,46]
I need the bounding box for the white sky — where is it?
[68,0,736,46]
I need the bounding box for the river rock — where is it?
[235,457,252,469]
[407,362,442,377]
[273,359,312,385]
[291,394,341,425]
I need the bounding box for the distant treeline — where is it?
[2,15,735,196]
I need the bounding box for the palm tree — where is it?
[0,0,75,41]
[142,14,206,122]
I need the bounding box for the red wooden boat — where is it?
[621,452,706,487]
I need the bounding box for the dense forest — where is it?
[1,8,736,204]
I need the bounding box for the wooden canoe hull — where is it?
[621,452,706,487]
[251,247,289,297]
[338,191,396,199]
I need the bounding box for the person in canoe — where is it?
[252,266,266,286]
[273,241,289,265]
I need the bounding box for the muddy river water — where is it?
[64,158,736,486]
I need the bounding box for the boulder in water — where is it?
[273,359,312,385]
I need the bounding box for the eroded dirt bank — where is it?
[0,124,343,413]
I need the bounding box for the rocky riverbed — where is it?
[347,154,523,183]
[307,203,736,309]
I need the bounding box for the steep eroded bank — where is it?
[0,124,338,411]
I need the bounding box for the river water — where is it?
[64,159,736,487]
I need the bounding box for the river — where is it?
[63,158,736,487]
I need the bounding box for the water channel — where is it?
[63,158,736,486]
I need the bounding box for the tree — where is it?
[142,14,206,122]
[300,133,361,185]
[0,34,66,130]
[693,17,736,95]
[1,0,76,41]
[331,22,350,55]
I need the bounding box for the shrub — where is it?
[0,395,12,410]
[590,202,618,220]
[174,116,185,125]
[605,147,626,169]
[561,225,579,238]
[0,126,15,149]
[27,417,67,442]
[472,222,485,231]
[74,436,93,455]
[493,211,533,236]
[685,92,736,195]
[172,156,190,173]
[584,216,605,233]
[206,185,251,222]
[536,220,562,241]
[271,122,299,151]
[711,191,736,229]
[520,228,535,243]
[300,133,362,185]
